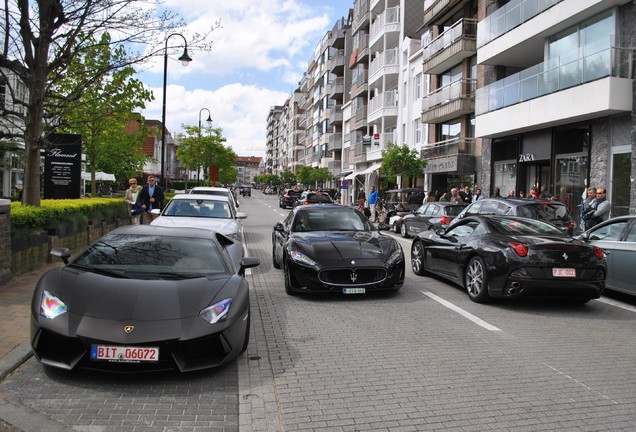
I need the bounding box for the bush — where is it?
[11,198,129,235]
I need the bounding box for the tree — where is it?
[279,169,296,187]
[381,143,428,188]
[175,124,236,186]
[295,166,334,188]
[1,0,216,206]
[55,33,153,196]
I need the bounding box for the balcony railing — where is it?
[424,19,477,60]
[370,6,400,38]
[369,91,398,114]
[420,137,475,159]
[329,133,343,150]
[369,48,398,77]
[423,78,476,111]
[477,0,562,48]
[476,45,634,116]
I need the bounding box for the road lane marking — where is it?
[595,297,636,313]
[420,291,501,332]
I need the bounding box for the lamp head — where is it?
[178,47,192,66]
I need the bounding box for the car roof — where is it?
[171,194,230,202]
[190,186,231,191]
[476,197,566,206]
[384,188,425,193]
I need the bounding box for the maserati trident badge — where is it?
[350,270,358,283]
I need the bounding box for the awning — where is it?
[81,171,116,182]
[357,162,382,176]
[343,172,357,180]
[338,171,353,178]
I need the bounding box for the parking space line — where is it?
[596,297,636,313]
[420,291,501,332]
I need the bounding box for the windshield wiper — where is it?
[157,272,207,280]
[68,264,130,279]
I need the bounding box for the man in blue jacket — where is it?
[367,185,379,222]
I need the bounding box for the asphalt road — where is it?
[1,190,636,431]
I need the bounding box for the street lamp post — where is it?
[198,107,213,133]
[160,33,192,190]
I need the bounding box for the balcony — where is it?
[421,138,476,175]
[354,105,367,130]
[329,133,343,151]
[422,79,476,124]
[327,160,342,176]
[477,0,562,48]
[368,91,398,123]
[326,77,344,98]
[423,0,463,27]
[330,18,348,50]
[423,19,477,75]
[369,6,400,48]
[328,105,343,126]
[475,45,634,137]
[329,50,346,75]
[352,0,370,34]
[369,48,399,87]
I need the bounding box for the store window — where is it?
[611,150,631,216]
[494,160,516,197]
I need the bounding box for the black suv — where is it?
[279,188,303,209]
[450,197,576,235]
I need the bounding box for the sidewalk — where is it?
[0,263,61,379]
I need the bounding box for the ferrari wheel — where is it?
[411,240,428,276]
[400,222,410,238]
[284,259,298,295]
[272,244,281,269]
[465,256,490,303]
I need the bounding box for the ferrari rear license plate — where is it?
[90,345,159,362]
[552,268,575,277]
[343,288,366,294]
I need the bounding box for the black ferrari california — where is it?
[31,225,260,372]
[272,204,405,295]
[410,215,606,303]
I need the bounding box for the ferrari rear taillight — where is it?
[440,216,452,225]
[510,242,528,257]
[593,246,605,260]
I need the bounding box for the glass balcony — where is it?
[423,19,477,75]
[478,0,562,48]
[476,44,633,116]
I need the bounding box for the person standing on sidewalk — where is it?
[124,178,143,225]
[367,185,379,222]
[137,175,165,224]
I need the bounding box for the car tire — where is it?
[411,240,428,276]
[272,244,281,269]
[240,308,250,353]
[465,256,490,303]
[284,259,298,295]
[393,222,400,233]
[400,222,410,238]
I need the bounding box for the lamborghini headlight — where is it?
[40,290,68,319]
[199,298,233,324]
[290,250,317,266]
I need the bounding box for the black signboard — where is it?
[43,134,82,199]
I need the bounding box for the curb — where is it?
[0,342,32,381]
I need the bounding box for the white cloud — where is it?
[140,0,345,160]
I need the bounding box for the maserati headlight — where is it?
[199,298,233,324]
[290,250,317,266]
[40,290,68,319]
[386,245,404,267]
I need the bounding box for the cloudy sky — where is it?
[138,0,352,159]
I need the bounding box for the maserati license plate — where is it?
[342,288,366,294]
[91,345,159,362]
[552,268,575,278]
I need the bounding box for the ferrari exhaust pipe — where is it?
[507,281,522,296]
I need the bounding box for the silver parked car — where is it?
[151,194,246,249]
[577,215,636,297]
[189,186,239,210]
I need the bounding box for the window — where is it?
[415,73,423,99]
[589,221,627,242]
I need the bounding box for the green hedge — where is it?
[11,198,129,234]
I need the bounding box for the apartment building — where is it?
[235,156,263,185]
[420,0,479,197]
[265,106,283,174]
[477,0,636,226]
[0,67,28,198]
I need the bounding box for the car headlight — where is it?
[40,290,68,319]
[199,298,233,324]
[225,232,241,241]
[386,245,404,267]
[290,250,317,266]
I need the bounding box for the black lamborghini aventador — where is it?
[30,225,260,372]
